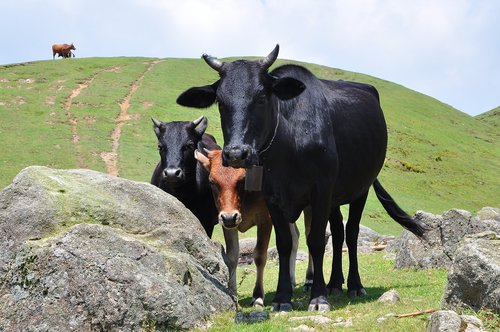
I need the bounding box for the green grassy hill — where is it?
[1,57,497,237]
[477,106,500,127]
[1,57,499,331]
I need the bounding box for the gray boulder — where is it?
[442,231,500,314]
[427,310,485,332]
[0,166,235,331]
[394,208,500,269]
[427,310,465,332]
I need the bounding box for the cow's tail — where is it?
[373,179,427,237]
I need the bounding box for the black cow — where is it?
[177,45,426,312]
[151,116,219,238]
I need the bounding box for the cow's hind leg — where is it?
[303,206,314,292]
[327,206,344,295]
[289,222,300,288]
[346,191,369,298]
[268,205,294,312]
[307,193,332,312]
[251,220,272,307]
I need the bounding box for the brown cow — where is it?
[52,43,76,59]
[195,148,299,307]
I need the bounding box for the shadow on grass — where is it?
[238,285,389,311]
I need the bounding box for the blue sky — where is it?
[1,0,499,116]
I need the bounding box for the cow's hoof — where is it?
[329,287,343,297]
[251,297,264,308]
[347,288,367,298]
[303,279,313,292]
[307,296,330,312]
[271,302,293,312]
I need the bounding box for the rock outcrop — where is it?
[0,166,234,331]
[394,208,500,269]
[442,232,500,314]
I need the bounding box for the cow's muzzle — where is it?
[222,145,255,168]
[163,167,184,183]
[219,212,242,230]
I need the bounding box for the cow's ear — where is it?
[177,81,218,108]
[272,77,306,100]
[194,149,211,171]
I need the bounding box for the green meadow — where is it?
[0,57,498,331]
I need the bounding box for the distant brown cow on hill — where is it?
[52,43,76,59]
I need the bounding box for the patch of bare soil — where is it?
[101,60,163,177]
[63,76,97,168]
[15,96,26,105]
[45,96,56,106]
[143,101,155,109]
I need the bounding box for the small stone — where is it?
[332,317,353,327]
[290,325,315,331]
[460,315,484,329]
[378,290,400,305]
[377,317,387,323]
[288,315,331,324]
[235,311,269,324]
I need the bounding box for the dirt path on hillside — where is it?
[101,61,162,177]
[64,75,99,168]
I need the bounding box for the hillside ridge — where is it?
[0,56,498,236]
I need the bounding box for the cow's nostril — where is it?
[241,147,249,160]
[165,167,183,181]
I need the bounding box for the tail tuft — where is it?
[373,179,427,237]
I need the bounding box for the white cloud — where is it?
[0,0,498,114]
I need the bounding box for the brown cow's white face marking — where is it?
[195,149,246,229]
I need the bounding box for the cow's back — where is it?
[269,65,387,205]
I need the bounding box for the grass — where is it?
[1,56,499,330]
[1,57,498,229]
[201,253,449,331]
[477,106,500,127]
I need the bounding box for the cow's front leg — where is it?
[251,220,272,307]
[268,205,293,312]
[222,227,239,295]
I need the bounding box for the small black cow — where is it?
[177,45,426,312]
[151,116,219,237]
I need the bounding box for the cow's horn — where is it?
[191,115,208,136]
[260,44,279,69]
[202,54,223,72]
[191,115,205,127]
[151,117,161,128]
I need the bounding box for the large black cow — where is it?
[151,116,219,238]
[177,45,426,312]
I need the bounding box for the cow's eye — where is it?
[256,94,267,105]
[183,141,195,151]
